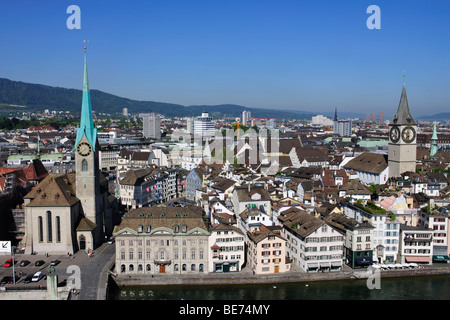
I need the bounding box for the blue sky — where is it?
[1,0,449,117]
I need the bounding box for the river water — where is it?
[108,274,450,300]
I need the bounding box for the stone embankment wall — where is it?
[112,267,450,287]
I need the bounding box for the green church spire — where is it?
[430,122,438,156]
[75,46,97,150]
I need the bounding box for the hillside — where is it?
[0,78,312,120]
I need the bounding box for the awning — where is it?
[331,261,342,267]
[433,255,450,262]
[355,257,373,265]
[405,256,431,263]
[320,262,330,268]
[307,263,318,269]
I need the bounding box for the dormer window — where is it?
[182,225,187,233]
[137,225,143,233]
[174,225,179,233]
[146,225,151,233]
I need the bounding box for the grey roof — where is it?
[392,85,416,125]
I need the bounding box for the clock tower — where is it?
[75,49,103,247]
[388,83,417,178]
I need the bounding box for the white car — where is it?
[31,271,43,282]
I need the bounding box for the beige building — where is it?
[113,206,210,275]
[246,225,290,274]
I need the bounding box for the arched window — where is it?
[47,211,52,242]
[56,216,61,242]
[82,159,88,172]
[38,216,43,242]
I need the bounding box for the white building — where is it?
[208,223,245,273]
[279,208,344,272]
[242,110,251,126]
[398,225,433,265]
[333,120,352,137]
[194,112,215,138]
[141,113,161,140]
[418,205,449,258]
[312,115,334,127]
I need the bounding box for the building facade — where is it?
[208,223,245,273]
[113,206,210,275]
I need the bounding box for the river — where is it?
[108,274,450,300]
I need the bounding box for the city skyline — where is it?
[1,0,449,117]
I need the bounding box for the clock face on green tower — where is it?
[77,142,92,157]
[401,126,416,143]
[389,126,400,143]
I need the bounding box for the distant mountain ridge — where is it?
[0,77,313,120]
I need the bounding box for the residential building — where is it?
[246,225,290,274]
[232,185,272,218]
[418,204,450,259]
[208,223,245,273]
[343,152,389,185]
[324,212,375,268]
[279,208,344,272]
[398,224,433,265]
[186,168,207,201]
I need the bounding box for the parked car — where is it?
[23,274,34,283]
[19,260,30,267]
[31,271,43,282]
[8,275,20,284]
[50,260,60,266]
[4,258,13,268]
[35,260,45,267]
[0,276,11,285]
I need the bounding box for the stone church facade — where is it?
[23,52,117,255]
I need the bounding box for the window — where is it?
[47,211,52,242]
[38,216,43,242]
[56,216,61,242]
[82,159,88,172]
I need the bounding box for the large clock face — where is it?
[389,126,400,143]
[401,126,416,143]
[77,142,92,156]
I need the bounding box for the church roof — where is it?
[25,173,79,207]
[392,84,416,125]
[76,216,97,231]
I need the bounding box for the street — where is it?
[0,242,115,300]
